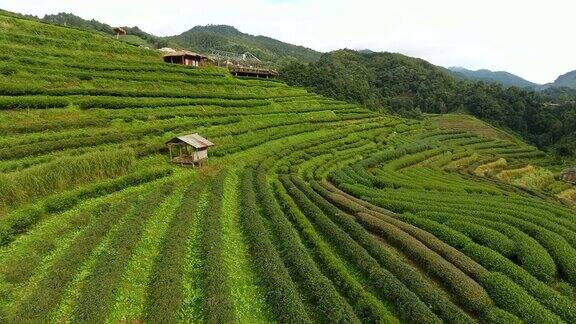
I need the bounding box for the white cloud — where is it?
[1,0,574,83]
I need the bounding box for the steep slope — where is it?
[0,11,575,324]
[166,24,321,64]
[40,12,166,48]
[42,12,114,34]
[449,67,539,88]
[282,49,576,155]
[552,70,576,89]
[37,12,321,64]
[281,49,458,117]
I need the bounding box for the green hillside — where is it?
[448,67,576,91]
[38,12,320,65]
[449,67,539,89]
[282,50,576,156]
[552,70,576,89]
[1,11,576,324]
[167,25,321,65]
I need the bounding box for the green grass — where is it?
[0,10,574,324]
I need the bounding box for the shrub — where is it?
[0,65,17,76]
[43,166,172,213]
[201,173,236,323]
[0,149,135,210]
[444,221,515,257]
[72,184,174,322]
[274,180,396,323]
[0,166,172,247]
[356,212,492,313]
[11,201,132,322]
[402,215,576,323]
[238,169,311,323]
[479,307,522,324]
[144,181,204,323]
[478,272,562,323]
[279,176,441,324]
[77,96,270,109]
[255,170,359,323]
[0,96,69,109]
[304,179,474,323]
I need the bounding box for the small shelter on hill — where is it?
[113,27,126,39]
[209,50,279,78]
[166,133,214,166]
[561,167,576,184]
[163,51,213,67]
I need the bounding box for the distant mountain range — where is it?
[448,66,576,90]
[552,70,576,89]
[448,67,539,88]
[38,12,576,90]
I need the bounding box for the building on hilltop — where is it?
[113,27,126,39]
[561,167,576,184]
[209,50,279,78]
[159,47,177,53]
[163,51,214,67]
[166,133,214,167]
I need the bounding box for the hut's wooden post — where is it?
[168,145,173,163]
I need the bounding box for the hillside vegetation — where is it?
[28,12,576,156]
[1,12,576,324]
[448,67,576,91]
[281,50,576,156]
[38,12,320,65]
[553,70,576,89]
[167,25,321,65]
[448,67,539,89]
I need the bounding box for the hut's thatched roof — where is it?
[166,133,214,149]
[162,50,210,59]
[562,167,576,174]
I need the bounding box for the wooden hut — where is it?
[113,27,126,39]
[163,51,213,67]
[561,167,576,184]
[166,133,214,166]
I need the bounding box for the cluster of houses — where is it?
[158,49,278,166]
[112,27,278,78]
[159,48,278,78]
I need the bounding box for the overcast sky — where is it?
[1,0,574,84]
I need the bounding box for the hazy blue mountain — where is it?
[448,67,539,88]
[551,70,576,89]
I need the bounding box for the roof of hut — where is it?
[162,50,210,59]
[159,47,177,53]
[166,133,214,149]
[113,27,126,34]
[562,167,576,174]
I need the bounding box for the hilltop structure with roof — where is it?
[166,133,214,166]
[162,50,213,67]
[162,48,278,78]
[113,27,126,39]
[209,50,279,78]
[561,167,576,184]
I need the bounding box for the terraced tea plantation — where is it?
[1,12,576,323]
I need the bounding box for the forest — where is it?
[281,50,576,157]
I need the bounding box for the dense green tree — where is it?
[281,49,576,156]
